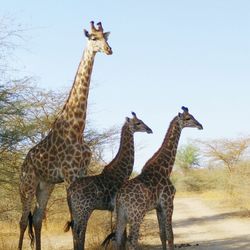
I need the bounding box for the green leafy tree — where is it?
[175,143,200,173]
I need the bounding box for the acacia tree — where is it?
[0,81,64,217]
[198,137,250,172]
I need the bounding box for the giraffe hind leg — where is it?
[32,182,54,250]
[156,207,167,250]
[127,221,142,250]
[157,201,174,250]
[72,214,90,250]
[18,199,35,249]
[18,173,37,250]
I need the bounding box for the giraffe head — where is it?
[84,21,112,55]
[126,112,153,134]
[178,106,203,130]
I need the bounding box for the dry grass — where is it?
[0,223,20,250]
[1,164,249,249]
[0,210,113,250]
[172,164,250,215]
[85,210,113,250]
[0,181,114,250]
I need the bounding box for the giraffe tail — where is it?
[64,220,73,232]
[101,232,115,248]
[28,212,34,248]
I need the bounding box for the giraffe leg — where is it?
[165,197,174,250]
[114,207,127,250]
[127,221,142,250]
[69,196,93,250]
[156,207,167,250]
[157,202,174,250]
[32,182,54,250]
[71,214,90,250]
[18,172,37,250]
[165,183,176,250]
[18,194,35,250]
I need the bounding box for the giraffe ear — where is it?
[84,29,90,38]
[178,112,182,118]
[126,117,130,122]
[103,32,110,41]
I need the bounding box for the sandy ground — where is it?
[17,196,250,249]
[140,197,250,250]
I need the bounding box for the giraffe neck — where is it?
[53,46,96,141]
[142,116,181,176]
[102,122,134,182]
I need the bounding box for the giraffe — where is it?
[64,112,153,250]
[18,21,112,250]
[106,106,203,250]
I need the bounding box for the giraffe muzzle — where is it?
[197,123,203,130]
[106,47,113,55]
[146,127,153,134]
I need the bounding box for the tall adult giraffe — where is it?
[64,112,152,249]
[104,107,203,250]
[18,21,112,250]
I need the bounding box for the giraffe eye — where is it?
[136,122,141,126]
[91,36,97,41]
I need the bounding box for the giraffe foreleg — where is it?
[32,182,54,250]
[114,206,127,250]
[165,199,174,250]
[164,183,175,250]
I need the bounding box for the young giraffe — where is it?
[65,112,153,250]
[109,106,203,250]
[18,21,112,250]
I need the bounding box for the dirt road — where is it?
[39,196,250,249]
[140,197,250,250]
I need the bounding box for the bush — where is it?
[172,162,250,211]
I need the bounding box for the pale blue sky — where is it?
[2,1,250,171]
